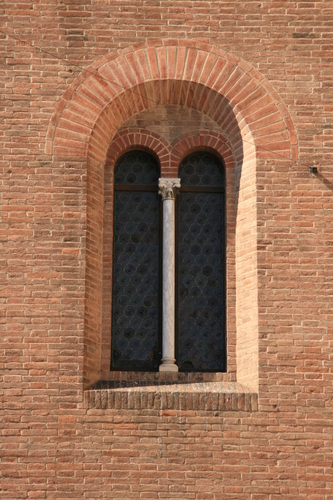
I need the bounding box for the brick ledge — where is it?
[84,380,258,411]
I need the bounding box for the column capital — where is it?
[158,178,181,201]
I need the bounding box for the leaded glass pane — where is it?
[111,152,160,371]
[114,150,159,186]
[177,153,225,371]
[179,152,224,187]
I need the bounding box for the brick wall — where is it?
[1,1,333,498]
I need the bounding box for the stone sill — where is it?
[84,373,258,411]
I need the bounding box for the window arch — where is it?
[111,150,161,371]
[177,152,226,371]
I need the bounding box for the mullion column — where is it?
[158,178,181,372]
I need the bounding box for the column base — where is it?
[159,359,178,372]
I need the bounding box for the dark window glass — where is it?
[111,151,161,370]
[177,152,226,371]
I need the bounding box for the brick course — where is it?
[1,1,333,498]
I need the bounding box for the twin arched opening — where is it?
[46,40,297,391]
[112,149,225,373]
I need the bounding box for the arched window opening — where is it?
[111,151,161,371]
[177,152,226,372]
[111,149,226,373]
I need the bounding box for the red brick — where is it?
[1,4,332,500]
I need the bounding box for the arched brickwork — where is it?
[170,131,236,172]
[46,40,298,163]
[106,128,237,176]
[105,128,171,171]
[46,40,297,389]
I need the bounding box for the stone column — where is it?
[158,178,181,372]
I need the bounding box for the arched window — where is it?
[111,151,161,371]
[111,150,225,373]
[177,152,225,371]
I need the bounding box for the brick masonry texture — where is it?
[1,1,333,499]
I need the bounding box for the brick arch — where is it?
[83,81,247,176]
[106,130,237,176]
[46,39,298,164]
[48,40,298,389]
[170,131,236,173]
[105,128,171,172]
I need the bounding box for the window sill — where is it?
[84,372,258,411]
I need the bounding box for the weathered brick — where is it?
[1,1,333,498]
